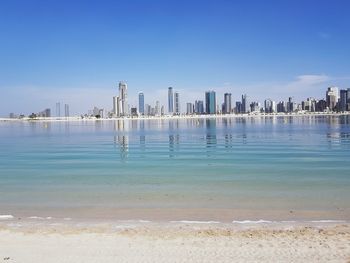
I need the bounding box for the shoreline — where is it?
[1,212,349,229]
[0,220,349,262]
[1,111,350,123]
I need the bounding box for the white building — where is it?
[119,82,128,116]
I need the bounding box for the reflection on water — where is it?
[102,116,350,160]
[113,120,129,160]
[205,119,217,156]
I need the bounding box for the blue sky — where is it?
[0,0,350,116]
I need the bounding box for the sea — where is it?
[0,115,349,224]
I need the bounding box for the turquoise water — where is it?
[0,115,349,221]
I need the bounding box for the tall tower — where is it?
[64,104,69,117]
[56,102,61,117]
[205,91,216,114]
[241,94,250,113]
[339,89,348,112]
[174,91,180,115]
[138,92,145,115]
[326,87,339,111]
[113,96,120,117]
[119,82,128,116]
[168,87,174,114]
[224,93,232,114]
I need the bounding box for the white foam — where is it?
[309,220,346,223]
[28,216,53,220]
[63,217,72,221]
[0,215,14,220]
[138,220,151,223]
[28,216,45,220]
[170,220,220,224]
[232,220,273,224]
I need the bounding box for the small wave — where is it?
[170,220,220,224]
[0,215,14,220]
[232,220,273,224]
[28,216,45,220]
[310,220,346,223]
[138,220,151,223]
[63,218,72,221]
[28,216,53,220]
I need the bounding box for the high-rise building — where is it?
[326,87,339,111]
[250,101,260,113]
[113,96,120,117]
[138,92,145,115]
[277,101,286,113]
[235,101,242,113]
[174,91,180,114]
[287,97,294,113]
[161,105,165,116]
[55,102,61,117]
[316,99,327,112]
[195,100,204,114]
[119,82,128,116]
[64,104,69,117]
[168,87,174,114]
[223,93,232,114]
[241,94,250,113]
[339,89,348,112]
[271,101,276,113]
[264,99,273,113]
[145,104,151,116]
[205,91,216,114]
[155,101,160,116]
[303,98,316,112]
[186,103,193,115]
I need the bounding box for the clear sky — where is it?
[0,0,350,116]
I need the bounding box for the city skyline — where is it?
[14,83,349,119]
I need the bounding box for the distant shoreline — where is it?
[1,111,350,122]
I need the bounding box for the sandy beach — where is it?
[0,221,350,262]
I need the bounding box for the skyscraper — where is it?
[186,103,193,115]
[155,101,160,116]
[195,100,204,114]
[168,87,174,114]
[64,104,69,117]
[55,102,61,117]
[138,92,144,115]
[241,94,250,113]
[339,89,348,112]
[174,91,180,115]
[287,97,294,113]
[223,93,232,114]
[205,91,216,114]
[235,101,242,113]
[119,82,128,116]
[113,96,120,117]
[264,99,272,113]
[326,87,339,111]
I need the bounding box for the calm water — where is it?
[0,115,350,222]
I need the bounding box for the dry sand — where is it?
[0,223,350,262]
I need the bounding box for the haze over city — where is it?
[1,0,350,116]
